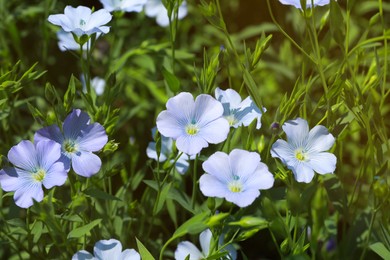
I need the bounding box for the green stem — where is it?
[191,154,199,209]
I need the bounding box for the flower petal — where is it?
[71,151,102,177]
[86,9,112,32]
[307,152,336,174]
[271,139,295,164]
[248,162,274,190]
[156,110,185,139]
[36,140,62,170]
[43,162,68,189]
[72,250,96,260]
[229,149,260,179]
[35,125,64,144]
[77,123,108,152]
[225,189,260,207]
[215,88,242,109]
[290,163,315,183]
[166,92,195,123]
[174,241,203,260]
[176,135,208,155]
[121,249,140,260]
[93,239,122,260]
[198,118,229,144]
[14,181,43,208]
[146,142,167,162]
[199,174,229,199]
[202,151,231,182]
[48,14,74,31]
[199,229,212,255]
[307,125,335,153]
[282,118,309,148]
[194,94,224,127]
[7,140,37,171]
[63,109,91,140]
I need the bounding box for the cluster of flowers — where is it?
[0,109,108,208]
[148,89,337,209]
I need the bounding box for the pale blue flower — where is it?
[199,149,274,208]
[100,0,147,12]
[215,87,266,129]
[175,229,237,260]
[35,109,108,177]
[48,6,112,36]
[271,118,337,183]
[156,92,229,156]
[144,0,188,27]
[279,0,330,9]
[57,30,101,52]
[146,127,192,174]
[72,239,140,260]
[81,75,106,96]
[0,140,67,208]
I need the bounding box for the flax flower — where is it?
[0,140,67,208]
[100,0,147,12]
[215,87,266,129]
[48,6,112,36]
[35,109,108,177]
[72,239,140,260]
[271,118,336,183]
[156,92,229,156]
[279,0,330,9]
[144,0,188,27]
[199,149,274,208]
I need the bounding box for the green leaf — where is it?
[162,66,180,93]
[154,182,172,215]
[84,188,121,201]
[172,211,209,238]
[136,237,155,260]
[67,219,102,239]
[370,242,390,259]
[63,75,78,112]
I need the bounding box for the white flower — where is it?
[200,149,274,208]
[175,229,237,260]
[100,0,147,12]
[144,0,188,27]
[48,6,112,36]
[215,87,266,129]
[156,92,229,156]
[72,239,140,260]
[271,118,337,183]
[278,0,331,9]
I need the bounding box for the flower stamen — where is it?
[33,169,46,182]
[185,124,199,136]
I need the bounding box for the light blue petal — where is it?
[225,189,260,207]
[43,162,68,189]
[94,239,122,259]
[86,9,112,31]
[229,149,260,179]
[165,92,195,124]
[72,250,96,260]
[271,139,295,164]
[174,241,203,260]
[199,229,212,256]
[215,88,242,109]
[7,140,37,171]
[199,117,229,144]
[35,125,64,144]
[14,181,43,208]
[290,163,315,183]
[36,140,62,170]
[307,152,337,174]
[146,142,167,162]
[71,151,102,177]
[121,249,141,260]
[156,110,185,139]
[245,162,274,190]
[194,94,224,127]
[174,154,190,174]
[48,14,74,31]
[199,174,229,199]
[283,118,309,148]
[306,125,335,153]
[77,123,108,152]
[176,135,208,156]
[202,151,231,183]
[63,109,91,140]
[0,168,21,192]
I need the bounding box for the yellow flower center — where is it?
[295,149,307,161]
[185,124,199,136]
[63,140,78,154]
[33,169,46,182]
[226,115,238,126]
[229,176,242,193]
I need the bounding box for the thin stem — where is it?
[191,154,199,209]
